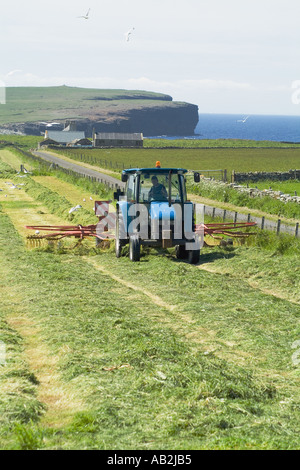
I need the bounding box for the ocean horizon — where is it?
[149,113,300,142]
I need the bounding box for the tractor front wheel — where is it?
[129,234,141,261]
[175,245,187,259]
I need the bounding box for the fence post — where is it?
[247,213,251,223]
[276,219,281,235]
[224,169,227,182]
[295,222,299,238]
[223,209,226,221]
[231,170,235,183]
[234,211,237,224]
[212,207,215,218]
[261,216,265,230]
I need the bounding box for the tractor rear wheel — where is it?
[186,234,201,264]
[187,248,200,264]
[129,234,141,261]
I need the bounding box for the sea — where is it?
[149,113,300,143]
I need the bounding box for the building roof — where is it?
[94,132,143,141]
[45,131,85,143]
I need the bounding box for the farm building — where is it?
[43,130,86,146]
[67,138,92,147]
[38,138,59,148]
[93,132,143,148]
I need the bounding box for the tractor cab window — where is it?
[180,175,187,203]
[139,172,183,203]
[126,175,137,202]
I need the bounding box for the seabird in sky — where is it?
[237,116,249,123]
[125,27,135,42]
[78,8,91,19]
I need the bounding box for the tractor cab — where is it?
[120,167,192,205]
[114,164,201,263]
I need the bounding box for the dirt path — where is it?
[33,150,124,189]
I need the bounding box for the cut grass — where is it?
[32,176,105,214]
[1,155,300,449]
[1,203,300,449]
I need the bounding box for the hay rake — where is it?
[26,216,256,248]
[197,222,257,246]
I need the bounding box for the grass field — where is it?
[0,87,179,125]
[54,146,300,176]
[0,146,300,449]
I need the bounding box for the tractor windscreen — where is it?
[139,172,186,203]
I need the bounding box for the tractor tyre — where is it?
[187,234,201,264]
[129,234,141,262]
[187,248,200,264]
[175,244,187,259]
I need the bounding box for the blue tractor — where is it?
[114,163,201,263]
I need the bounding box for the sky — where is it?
[1,0,300,115]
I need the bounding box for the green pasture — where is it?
[0,87,174,125]
[55,146,300,176]
[145,139,300,148]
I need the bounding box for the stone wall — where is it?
[199,176,300,205]
[232,169,300,183]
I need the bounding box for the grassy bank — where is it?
[189,179,300,220]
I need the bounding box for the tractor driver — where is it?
[148,175,168,201]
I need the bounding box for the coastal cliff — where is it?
[0,86,199,137]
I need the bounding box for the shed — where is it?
[93,132,143,148]
[38,138,59,148]
[44,130,85,145]
[67,138,92,147]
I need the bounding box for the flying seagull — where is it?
[6,69,22,77]
[125,27,135,42]
[237,116,249,123]
[78,8,91,19]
